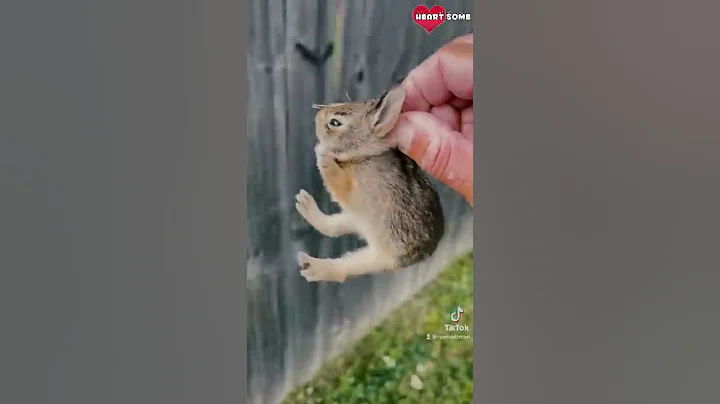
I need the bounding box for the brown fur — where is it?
[318,155,356,206]
[295,87,445,283]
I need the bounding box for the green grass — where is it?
[283,252,474,404]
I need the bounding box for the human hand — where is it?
[389,34,473,206]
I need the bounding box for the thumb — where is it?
[390,111,473,206]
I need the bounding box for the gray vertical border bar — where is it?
[475,0,720,403]
[0,1,248,403]
[105,1,250,403]
[105,1,249,402]
[107,1,249,402]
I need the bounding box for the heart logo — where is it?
[412,5,447,34]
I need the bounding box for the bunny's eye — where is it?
[329,118,342,127]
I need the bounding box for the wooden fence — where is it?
[247,1,473,402]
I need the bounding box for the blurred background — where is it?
[247,1,473,402]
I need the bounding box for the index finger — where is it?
[401,34,474,113]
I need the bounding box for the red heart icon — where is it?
[412,5,447,34]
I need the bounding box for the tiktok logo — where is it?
[450,306,464,322]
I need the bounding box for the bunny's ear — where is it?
[371,87,406,137]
